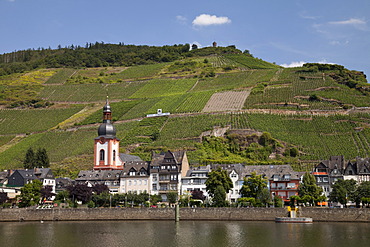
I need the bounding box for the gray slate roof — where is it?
[119,153,143,163]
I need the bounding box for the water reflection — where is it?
[0,221,369,247]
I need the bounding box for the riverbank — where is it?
[0,207,369,222]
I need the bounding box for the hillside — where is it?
[0,44,369,176]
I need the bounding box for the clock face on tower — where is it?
[99,137,105,144]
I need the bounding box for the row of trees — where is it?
[329,180,370,207]
[23,147,50,169]
[205,168,370,208]
[0,43,244,76]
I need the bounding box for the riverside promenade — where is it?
[0,207,369,222]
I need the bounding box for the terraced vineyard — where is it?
[202,90,251,112]
[0,106,84,135]
[0,45,369,171]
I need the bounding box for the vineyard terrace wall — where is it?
[0,208,369,223]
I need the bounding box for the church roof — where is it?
[97,122,117,137]
[119,153,143,163]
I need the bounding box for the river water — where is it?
[0,220,369,247]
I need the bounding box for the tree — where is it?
[191,190,205,201]
[67,183,92,204]
[167,191,178,206]
[150,194,162,206]
[23,147,35,169]
[55,190,69,203]
[35,148,50,168]
[329,179,357,207]
[92,184,109,195]
[240,172,268,199]
[273,195,283,208]
[18,180,43,207]
[92,191,110,207]
[259,132,273,146]
[354,181,370,207]
[0,192,8,205]
[298,172,323,206]
[23,147,50,169]
[40,186,55,202]
[213,186,227,207]
[205,167,233,197]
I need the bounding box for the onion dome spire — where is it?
[103,96,112,123]
[97,96,116,137]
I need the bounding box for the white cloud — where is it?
[192,14,231,26]
[327,18,368,31]
[329,18,366,25]
[176,15,187,24]
[329,40,349,46]
[281,60,334,68]
[299,12,319,20]
[280,61,306,68]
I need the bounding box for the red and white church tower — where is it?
[93,98,124,170]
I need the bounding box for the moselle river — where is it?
[0,220,369,247]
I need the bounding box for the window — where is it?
[140,169,146,176]
[113,150,116,161]
[129,169,136,176]
[152,184,157,190]
[323,177,328,182]
[100,149,105,161]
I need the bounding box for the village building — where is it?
[313,156,370,198]
[6,168,56,193]
[181,166,210,199]
[150,151,189,201]
[355,157,370,183]
[76,170,121,193]
[211,164,302,203]
[119,161,150,194]
[312,162,331,198]
[55,177,74,193]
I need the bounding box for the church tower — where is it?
[93,98,123,170]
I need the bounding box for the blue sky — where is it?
[1,0,369,76]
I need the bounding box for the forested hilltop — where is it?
[0,43,369,177]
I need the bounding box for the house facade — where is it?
[6,168,56,193]
[76,170,121,193]
[119,161,150,194]
[181,166,210,199]
[150,151,190,201]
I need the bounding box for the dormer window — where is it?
[140,169,146,176]
[129,169,136,176]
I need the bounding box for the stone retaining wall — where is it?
[0,207,369,222]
